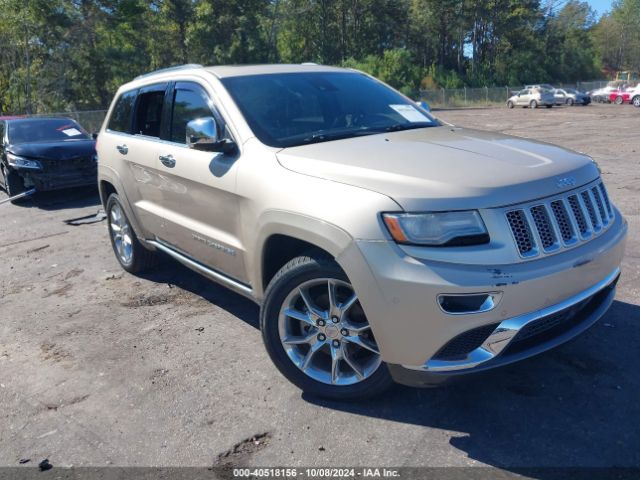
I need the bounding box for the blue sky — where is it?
[587,0,614,16]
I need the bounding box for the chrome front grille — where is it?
[506,181,614,259]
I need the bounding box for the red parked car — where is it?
[609,89,632,105]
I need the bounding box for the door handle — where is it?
[159,154,176,168]
[116,144,128,155]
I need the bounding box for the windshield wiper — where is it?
[379,122,435,132]
[301,129,378,145]
[288,122,435,147]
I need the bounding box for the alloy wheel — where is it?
[109,202,134,265]
[278,278,382,386]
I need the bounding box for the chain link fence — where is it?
[418,80,611,109]
[24,80,613,125]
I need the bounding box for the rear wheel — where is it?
[567,98,575,106]
[261,256,393,400]
[633,96,640,108]
[614,96,624,105]
[106,193,157,273]
[546,104,553,108]
[529,100,538,109]
[507,100,515,109]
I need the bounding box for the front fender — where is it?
[250,210,354,299]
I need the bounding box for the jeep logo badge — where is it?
[556,177,576,188]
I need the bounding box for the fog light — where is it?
[438,293,502,315]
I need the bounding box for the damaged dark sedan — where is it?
[0,117,97,200]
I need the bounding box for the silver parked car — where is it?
[553,88,591,106]
[507,88,555,108]
[98,64,626,400]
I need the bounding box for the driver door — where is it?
[155,81,246,282]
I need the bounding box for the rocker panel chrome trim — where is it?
[148,239,254,298]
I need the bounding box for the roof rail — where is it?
[134,64,203,80]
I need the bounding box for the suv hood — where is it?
[276,127,599,211]
[8,140,96,161]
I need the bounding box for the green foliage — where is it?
[342,49,422,94]
[593,0,640,72]
[0,0,633,115]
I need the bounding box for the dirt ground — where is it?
[1,103,639,472]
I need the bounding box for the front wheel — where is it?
[260,256,393,400]
[546,104,553,108]
[567,98,574,106]
[633,96,640,108]
[106,193,157,273]
[614,96,624,105]
[1,165,26,202]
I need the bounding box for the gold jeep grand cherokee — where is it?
[97,64,627,400]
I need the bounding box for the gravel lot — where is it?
[1,104,638,472]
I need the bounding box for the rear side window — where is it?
[170,84,213,144]
[107,90,136,133]
[134,86,167,138]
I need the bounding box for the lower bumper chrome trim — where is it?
[404,267,620,372]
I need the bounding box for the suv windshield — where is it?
[8,118,90,144]
[221,71,438,148]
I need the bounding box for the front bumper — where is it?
[388,267,618,387]
[337,208,627,378]
[16,167,97,191]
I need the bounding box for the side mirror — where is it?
[186,117,236,154]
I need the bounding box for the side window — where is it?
[170,84,214,144]
[107,90,137,133]
[133,86,167,138]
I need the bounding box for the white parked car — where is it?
[629,85,640,107]
[589,86,616,103]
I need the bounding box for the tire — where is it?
[106,193,157,273]
[507,100,514,109]
[633,96,640,108]
[546,104,553,108]
[567,98,574,106]
[529,100,538,109]
[614,96,624,105]
[260,255,394,400]
[1,165,26,202]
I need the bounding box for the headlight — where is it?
[382,211,489,246]
[7,153,42,170]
